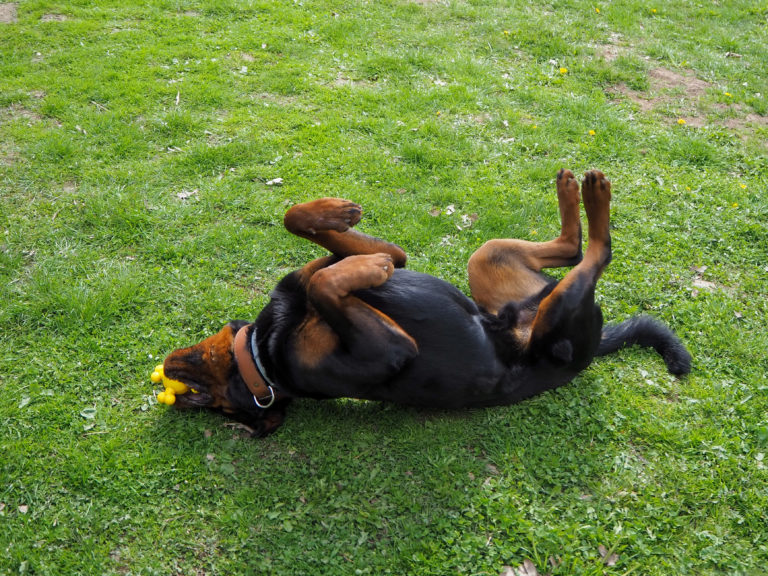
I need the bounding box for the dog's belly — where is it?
[353,270,511,407]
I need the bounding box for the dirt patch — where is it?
[331,73,377,89]
[40,14,67,22]
[598,32,625,62]
[612,83,654,113]
[648,68,710,98]
[471,113,492,124]
[2,104,42,123]
[0,3,17,23]
[721,109,768,139]
[1,150,20,166]
[611,67,711,126]
[611,67,767,134]
[743,114,768,126]
[251,92,311,111]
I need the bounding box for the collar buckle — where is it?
[253,385,276,408]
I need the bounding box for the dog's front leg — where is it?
[291,254,418,395]
[284,198,407,266]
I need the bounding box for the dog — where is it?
[159,170,691,436]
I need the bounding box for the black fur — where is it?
[597,315,692,375]
[253,269,687,410]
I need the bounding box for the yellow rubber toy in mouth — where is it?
[151,364,196,405]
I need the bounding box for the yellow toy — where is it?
[151,364,195,405]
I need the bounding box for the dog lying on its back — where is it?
[158,170,691,436]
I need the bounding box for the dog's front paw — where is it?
[317,199,363,232]
[284,198,362,235]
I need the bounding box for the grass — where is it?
[1,0,767,574]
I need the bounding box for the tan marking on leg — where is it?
[284,198,362,235]
[295,315,339,369]
[296,256,338,288]
[306,253,417,357]
[528,170,612,345]
[309,253,394,297]
[467,169,582,313]
[468,241,551,312]
[581,169,611,250]
[284,198,407,266]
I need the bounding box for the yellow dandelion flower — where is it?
[503,30,510,36]
[677,118,686,125]
[732,203,739,208]
[595,7,600,13]
[588,129,596,136]
[436,110,442,116]
[725,92,732,97]
[559,67,568,74]
[740,183,747,189]
[651,8,657,13]
[530,229,538,236]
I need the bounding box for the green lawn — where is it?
[1,0,767,574]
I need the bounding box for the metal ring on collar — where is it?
[253,385,276,409]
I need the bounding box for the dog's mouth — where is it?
[172,388,215,409]
[151,363,209,407]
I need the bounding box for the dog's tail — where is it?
[597,315,692,376]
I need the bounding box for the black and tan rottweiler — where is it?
[159,170,691,436]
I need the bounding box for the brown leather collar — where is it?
[233,324,280,408]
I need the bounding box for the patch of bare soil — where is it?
[648,68,710,97]
[251,92,315,113]
[598,32,625,62]
[724,113,768,129]
[720,109,768,146]
[612,67,767,133]
[1,149,20,166]
[0,3,17,23]
[611,68,710,126]
[4,104,42,123]
[332,74,376,88]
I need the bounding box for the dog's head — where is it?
[159,320,289,436]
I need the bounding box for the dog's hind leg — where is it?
[284,198,407,267]
[467,169,582,313]
[526,170,612,368]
